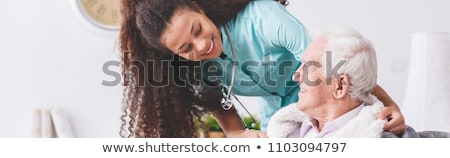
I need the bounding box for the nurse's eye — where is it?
[195,24,202,36]
[178,44,193,54]
[183,44,193,54]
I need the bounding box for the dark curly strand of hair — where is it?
[195,0,287,25]
[194,0,251,26]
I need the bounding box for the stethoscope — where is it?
[220,26,257,129]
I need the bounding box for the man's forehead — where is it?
[311,37,327,50]
[303,38,327,61]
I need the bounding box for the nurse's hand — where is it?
[226,129,268,138]
[372,85,406,135]
[377,106,407,135]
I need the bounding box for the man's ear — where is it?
[333,74,350,99]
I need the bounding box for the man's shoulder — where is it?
[267,103,308,138]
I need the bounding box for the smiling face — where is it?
[293,38,335,116]
[160,7,223,61]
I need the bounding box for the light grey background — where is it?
[1,0,449,137]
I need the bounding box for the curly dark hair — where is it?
[119,0,287,137]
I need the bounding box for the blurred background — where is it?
[1,0,449,137]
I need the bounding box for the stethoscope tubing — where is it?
[222,25,257,129]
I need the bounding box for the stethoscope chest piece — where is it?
[221,86,234,110]
[221,97,234,111]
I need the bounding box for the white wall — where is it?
[1,0,449,137]
[0,0,122,137]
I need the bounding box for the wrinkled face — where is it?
[292,39,334,115]
[160,8,223,61]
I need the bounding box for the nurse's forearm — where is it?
[372,84,399,110]
[213,108,246,137]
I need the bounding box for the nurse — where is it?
[118,0,406,137]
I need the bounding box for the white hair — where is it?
[317,27,378,104]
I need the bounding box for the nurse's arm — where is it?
[372,84,406,134]
[213,108,268,138]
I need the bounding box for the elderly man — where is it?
[266,27,449,138]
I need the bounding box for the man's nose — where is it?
[292,71,300,82]
[292,65,304,83]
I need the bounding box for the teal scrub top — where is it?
[202,0,310,130]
